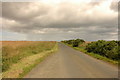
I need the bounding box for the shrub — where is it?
[62,39,85,47]
[86,40,119,60]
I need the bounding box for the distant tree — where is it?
[61,39,85,47]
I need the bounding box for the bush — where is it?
[62,39,119,61]
[62,39,85,47]
[86,40,119,60]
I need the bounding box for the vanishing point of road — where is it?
[25,43,118,78]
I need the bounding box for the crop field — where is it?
[2,41,57,74]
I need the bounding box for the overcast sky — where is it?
[1,0,118,41]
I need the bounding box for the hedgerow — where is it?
[86,40,119,60]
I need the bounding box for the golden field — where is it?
[2,41,57,73]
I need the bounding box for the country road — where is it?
[25,43,118,78]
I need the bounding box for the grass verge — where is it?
[2,42,58,78]
[19,43,58,78]
[64,43,118,65]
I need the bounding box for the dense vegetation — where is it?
[62,39,119,62]
[62,39,85,47]
[86,40,119,60]
[2,41,56,72]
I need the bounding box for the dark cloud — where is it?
[2,2,50,22]
[2,1,118,41]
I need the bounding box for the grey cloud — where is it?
[0,2,2,17]
[2,1,118,41]
[25,26,118,41]
[2,2,50,22]
[110,2,118,12]
[3,2,117,29]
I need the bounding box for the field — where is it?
[1,41,57,78]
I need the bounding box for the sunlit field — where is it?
[2,41,57,78]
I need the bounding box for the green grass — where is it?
[2,41,58,78]
[64,43,118,65]
[19,43,58,78]
[2,41,56,72]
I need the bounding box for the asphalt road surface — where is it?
[25,43,118,78]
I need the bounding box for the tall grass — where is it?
[2,41,56,72]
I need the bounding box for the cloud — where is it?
[2,2,50,22]
[2,0,118,41]
[110,1,118,12]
